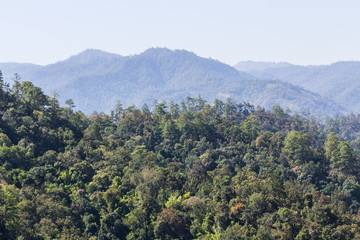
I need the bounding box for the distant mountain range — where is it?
[0,48,353,116]
[234,61,293,72]
[234,61,360,113]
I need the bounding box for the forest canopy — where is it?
[1,73,360,239]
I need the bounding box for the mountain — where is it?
[234,61,293,72]
[0,48,345,115]
[0,62,42,81]
[234,61,360,113]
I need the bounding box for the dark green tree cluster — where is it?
[1,74,360,239]
[326,113,360,153]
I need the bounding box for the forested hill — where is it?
[234,60,360,113]
[0,48,344,116]
[1,78,360,239]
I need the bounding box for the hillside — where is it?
[1,83,360,239]
[0,62,41,81]
[0,48,345,116]
[235,61,360,113]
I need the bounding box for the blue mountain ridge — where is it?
[0,48,346,116]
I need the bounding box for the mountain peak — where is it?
[51,49,124,67]
[140,47,197,58]
[142,47,172,54]
[75,49,122,59]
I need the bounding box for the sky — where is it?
[1,0,360,66]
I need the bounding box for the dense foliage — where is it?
[1,74,360,239]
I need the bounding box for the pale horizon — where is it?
[2,47,359,68]
[1,0,360,66]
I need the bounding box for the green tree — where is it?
[325,132,340,165]
[0,185,22,240]
[337,141,356,173]
[282,130,313,166]
[65,99,76,109]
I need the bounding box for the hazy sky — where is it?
[1,0,359,65]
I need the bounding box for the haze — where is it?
[1,0,360,65]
